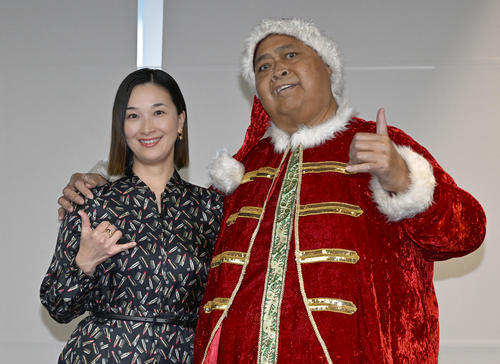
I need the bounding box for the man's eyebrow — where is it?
[254,44,293,65]
[276,44,293,53]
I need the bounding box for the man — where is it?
[59,18,485,364]
[193,19,485,364]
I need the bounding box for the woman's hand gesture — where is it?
[75,210,136,276]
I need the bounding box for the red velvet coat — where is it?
[194,114,486,364]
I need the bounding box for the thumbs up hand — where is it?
[346,108,410,193]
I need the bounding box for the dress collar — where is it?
[267,102,356,153]
[128,169,185,195]
[165,170,184,194]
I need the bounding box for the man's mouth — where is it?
[275,84,296,95]
[139,137,161,147]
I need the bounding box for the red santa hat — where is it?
[208,97,269,194]
[209,18,344,193]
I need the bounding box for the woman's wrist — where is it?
[75,254,96,276]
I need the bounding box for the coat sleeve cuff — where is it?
[370,145,436,222]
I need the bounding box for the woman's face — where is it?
[124,82,185,170]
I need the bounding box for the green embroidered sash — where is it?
[258,147,300,364]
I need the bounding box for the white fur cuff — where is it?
[208,149,245,194]
[370,145,436,222]
[89,160,110,179]
[88,160,121,182]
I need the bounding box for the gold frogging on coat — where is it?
[308,298,357,315]
[299,202,363,218]
[210,251,248,268]
[226,206,263,226]
[301,161,353,175]
[241,167,278,184]
[241,161,353,186]
[204,298,230,313]
[297,249,360,264]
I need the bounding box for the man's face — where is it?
[254,34,337,133]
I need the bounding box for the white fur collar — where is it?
[209,103,356,194]
[268,103,356,153]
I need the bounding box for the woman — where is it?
[41,68,223,364]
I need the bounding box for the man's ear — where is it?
[326,64,333,76]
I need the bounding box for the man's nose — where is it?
[272,62,288,80]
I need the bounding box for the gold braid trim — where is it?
[308,297,357,315]
[241,167,278,184]
[294,147,334,364]
[299,202,363,218]
[210,251,247,268]
[241,161,352,185]
[301,161,352,174]
[203,298,230,313]
[226,206,263,226]
[298,249,359,264]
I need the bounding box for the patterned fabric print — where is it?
[41,171,223,364]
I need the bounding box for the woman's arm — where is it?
[40,208,98,323]
[41,203,136,323]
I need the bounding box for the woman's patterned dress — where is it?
[41,172,223,364]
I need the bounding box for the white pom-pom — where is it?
[208,149,245,194]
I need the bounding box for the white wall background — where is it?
[0,0,498,363]
[0,0,137,362]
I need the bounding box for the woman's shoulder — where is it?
[184,180,222,199]
[181,181,223,225]
[180,179,223,209]
[89,175,136,200]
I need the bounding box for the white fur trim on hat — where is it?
[208,149,245,194]
[241,18,344,105]
[370,145,436,222]
[268,102,356,153]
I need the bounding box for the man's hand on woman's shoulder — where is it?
[57,173,107,220]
